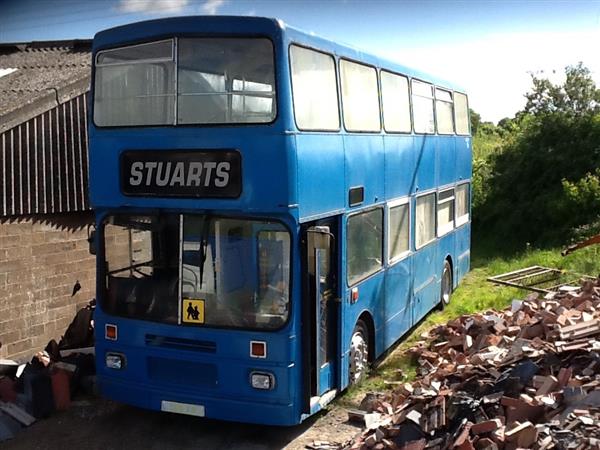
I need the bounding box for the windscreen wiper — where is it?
[198,216,210,287]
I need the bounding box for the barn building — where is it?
[0,40,96,360]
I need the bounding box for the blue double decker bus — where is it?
[89,16,471,426]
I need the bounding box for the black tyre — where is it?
[440,260,453,307]
[349,320,369,385]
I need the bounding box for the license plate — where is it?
[161,400,205,417]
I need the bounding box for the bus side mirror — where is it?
[88,227,97,256]
[310,226,332,250]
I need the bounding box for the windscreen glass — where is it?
[102,214,290,329]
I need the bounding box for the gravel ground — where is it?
[2,396,362,450]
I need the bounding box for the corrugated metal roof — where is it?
[0,40,92,216]
[0,40,91,133]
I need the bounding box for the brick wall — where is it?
[0,212,96,361]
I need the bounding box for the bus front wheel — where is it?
[349,320,369,385]
[441,260,453,307]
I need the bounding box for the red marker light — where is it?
[105,324,118,341]
[250,341,266,358]
[351,287,359,303]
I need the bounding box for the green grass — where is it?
[340,240,600,405]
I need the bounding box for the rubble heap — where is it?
[348,278,600,450]
[0,301,96,442]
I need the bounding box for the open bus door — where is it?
[301,219,338,414]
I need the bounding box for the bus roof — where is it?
[92,15,466,93]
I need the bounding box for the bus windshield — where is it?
[102,214,290,330]
[94,38,276,127]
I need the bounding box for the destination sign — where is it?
[121,150,241,198]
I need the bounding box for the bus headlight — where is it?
[250,371,275,390]
[106,353,125,370]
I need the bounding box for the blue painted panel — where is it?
[383,256,413,349]
[296,134,345,220]
[413,136,437,193]
[88,130,294,214]
[455,223,471,283]
[456,136,473,182]
[437,232,456,291]
[384,135,417,199]
[438,137,457,187]
[343,271,386,357]
[344,135,385,208]
[412,242,438,324]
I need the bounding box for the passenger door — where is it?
[302,219,338,409]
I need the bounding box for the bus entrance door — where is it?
[303,221,338,411]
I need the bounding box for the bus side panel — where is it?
[412,242,438,325]
[343,135,384,207]
[343,272,386,360]
[455,223,471,285]
[413,136,436,192]
[295,134,345,220]
[383,256,413,350]
[438,137,457,187]
[455,136,472,182]
[383,135,416,198]
[437,232,456,288]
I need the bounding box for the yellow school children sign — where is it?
[182,298,205,324]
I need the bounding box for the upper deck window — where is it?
[381,71,411,133]
[454,92,470,135]
[178,38,275,125]
[435,88,454,135]
[94,40,176,126]
[290,45,339,131]
[412,80,435,134]
[94,38,276,127]
[340,60,381,132]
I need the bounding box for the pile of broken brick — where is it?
[346,278,600,450]
[0,301,96,442]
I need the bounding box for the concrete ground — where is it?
[3,396,362,450]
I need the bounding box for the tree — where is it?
[475,63,600,247]
[524,62,600,116]
[469,109,481,135]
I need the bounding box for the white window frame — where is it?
[455,182,470,226]
[437,188,455,237]
[415,191,437,249]
[387,197,411,264]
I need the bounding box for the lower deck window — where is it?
[389,202,410,261]
[437,189,455,236]
[347,208,383,285]
[102,214,290,330]
[456,183,470,226]
[416,193,436,248]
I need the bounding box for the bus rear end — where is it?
[89,16,303,425]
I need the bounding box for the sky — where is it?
[0,0,599,122]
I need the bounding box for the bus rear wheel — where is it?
[349,320,369,385]
[441,260,453,307]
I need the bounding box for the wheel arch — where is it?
[444,254,454,288]
[356,310,375,363]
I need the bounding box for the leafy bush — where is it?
[474,63,600,248]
